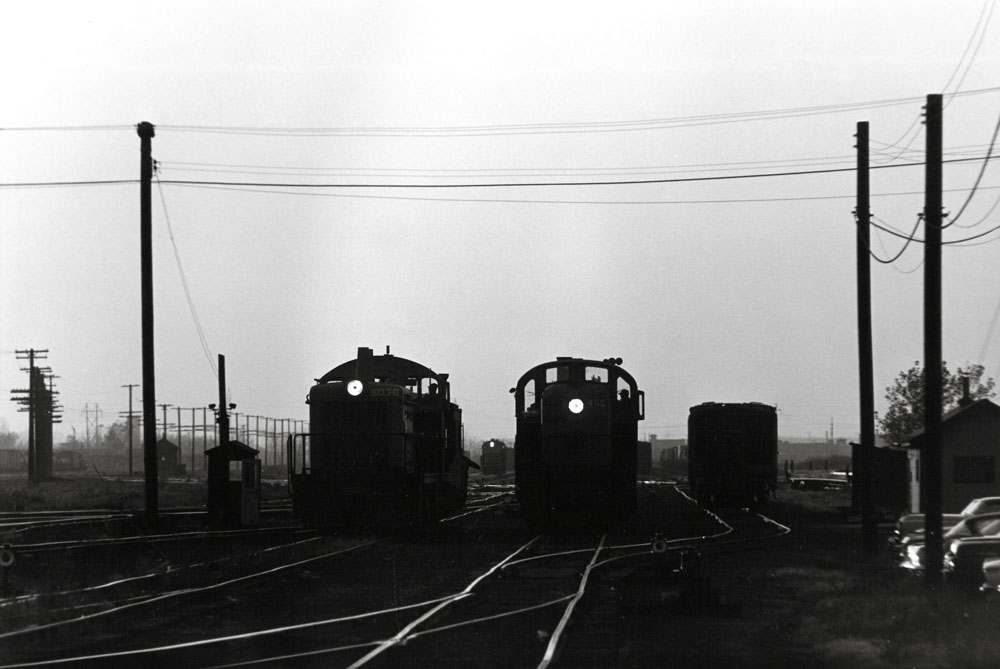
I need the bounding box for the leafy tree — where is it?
[880,361,996,444]
[0,421,20,450]
[100,420,131,453]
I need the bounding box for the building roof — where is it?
[205,439,258,459]
[905,398,1000,447]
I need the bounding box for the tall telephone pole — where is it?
[158,403,173,440]
[923,94,944,590]
[138,121,158,523]
[855,121,878,554]
[13,348,48,483]
[121,384,138,476]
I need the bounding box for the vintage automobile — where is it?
[891,497,1000,550]
[981,557,1000,591]
[900,512,1000,580]
[942,514,1000,588]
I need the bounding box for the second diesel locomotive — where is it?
[288,347,468,528]
[687,401,778,508]
[479,439,511,477]
[512,356,644,531]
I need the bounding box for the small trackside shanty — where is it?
[687,402,778,509]
[288,346,468,529]
[511,356,645,532]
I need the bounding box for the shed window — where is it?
[954,456,995,484]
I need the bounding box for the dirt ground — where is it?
[613,486,1000,669]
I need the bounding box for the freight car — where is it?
[636,440,653,476]
[687,402,777,508]
[288,347,468,528]
[512,356,644,531]
[479,439,511,477]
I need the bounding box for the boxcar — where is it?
[688,402,777,508]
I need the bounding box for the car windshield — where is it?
[946,516,1000,538]
[946,521,975,538]
[963,499,1000,515]
[971,518,1000,536]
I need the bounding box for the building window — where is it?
[954,456,996,484]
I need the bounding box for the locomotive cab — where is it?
[289,347,468,528]
[513,356,644,531]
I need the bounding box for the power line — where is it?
[870,213,1000,247]
[0,125,133,132]
[152,155,998,190]
[863,214,924,264]
[153,87,1000,138]
[164,181,1000,207]
[0,179,136,189]
[860,2,996,164]
[944,111,1000,228]
[944,0,996,101]
[155,177,218,379]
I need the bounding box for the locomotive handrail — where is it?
[511,357,642,419]
[315,347,451,400]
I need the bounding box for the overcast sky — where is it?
[2,1,999,447]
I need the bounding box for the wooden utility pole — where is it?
[138,121,158,522]
[218,355,230,447]
[856,121,878,554]
[923,94,944,590]
[191,407,197,473]
[14,348,47,484]
[159,403,172,440]
[121,384,138,476]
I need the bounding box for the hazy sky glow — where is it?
[3,1,1000,446]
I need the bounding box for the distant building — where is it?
[905,398,1000,513]
[157,438,187,477]
[648,435,687,465]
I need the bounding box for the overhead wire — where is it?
[870,213,1000,248]
[151,154,1000,191]
[0,125,133,132]
[863,213,924,264]
[154,87,1000,138]
[944,0,996,101]
[871,0,995,161]
[0,179,136,189]
[154,153,862,180]
[155,172,218,380]
[943,111,1000,228]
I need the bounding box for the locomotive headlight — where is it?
[347,379,364,396]
[568,398,584,414]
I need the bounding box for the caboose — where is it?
[687,402,777,508]
[512,356,644,531]
[288,347,468,528]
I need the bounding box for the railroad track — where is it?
[0,483,790,668]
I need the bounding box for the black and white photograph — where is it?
[2,1,1000,666]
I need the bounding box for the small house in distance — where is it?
[906,397,1000,513]
[157,438,187,477]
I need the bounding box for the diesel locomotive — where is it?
[687,401,778,508]
[479,439,511,477]
[288,347,468,528]
[512,356,645,531]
